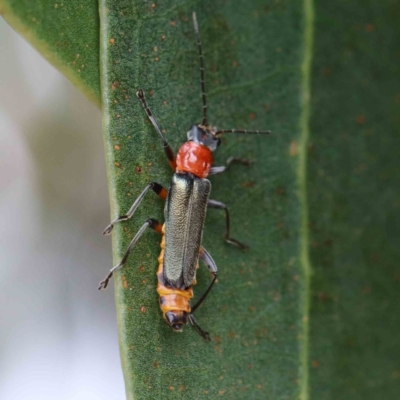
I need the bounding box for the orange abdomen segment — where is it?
[176,141,213,178]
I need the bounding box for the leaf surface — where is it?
[0,0,100,105]
[100,1,309,399]
[308,1,400,399]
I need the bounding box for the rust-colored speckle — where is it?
[125,95,129,100]
[204,390,209,394]
[248,364,253,370]
[365,23,374,32]
[113,99,118,104]
[114,162,120,167]
[318,292,327,301]
[142,279,147,284]
[154,57,159,61]
[72,60,76,65]
[109,38,115,44]
[180,385,185,391]
[148,90,153,96]
[249,306,255,311]
[356,115,366,124]
[363,286,371,294]
[151,3,156,8]
[233,61,238,67]
[228,331,237,339]
[249,112,255,119]
[277,187,285,195]
[161,34,166,40]
[215,336,220,343]
[127,193,131,197]
[54,3,58,8]
[122,276,128,289]
[140,266,145,272]
[148,162,153,167]
[242,181,254,188]
[241,387,247,391]
[111,80,119,90]
[136,166,142,174]
[219,390,225,395]
[170,21,175,26]
[114,145,120,150]
[153,361,159,367]
[257,384,262,389]
[153,46,158,52]
[169,386,174,391]
[140,306,146,313]
[312,360,320,367]
[290,140,298,156]
[128,182,133,186]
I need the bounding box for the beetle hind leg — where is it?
[188,314,211,342]
[99,219,162,290]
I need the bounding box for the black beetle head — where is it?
[187,124,221,151]
[164,311,189,332]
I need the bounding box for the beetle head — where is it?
[164,311,189,332]
[187,124,221,151]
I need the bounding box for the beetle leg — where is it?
[136,89,176,170]
[207,199,249,249]
[190,248,218,315]
[208,157,252,175]
[188,314,211,341]
[103,182,167,235]
[99,219,162,290]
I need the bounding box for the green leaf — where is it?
[100,1,310,399]
[0,0,101,105]
[4,0,400,398]
[308,1,400,399]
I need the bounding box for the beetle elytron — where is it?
[99,12,270,341]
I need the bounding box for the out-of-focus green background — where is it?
[0,19,124,399]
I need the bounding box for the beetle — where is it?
[99,12,271,341]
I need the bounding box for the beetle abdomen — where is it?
[164,173,210,288]
[157,230,194,316]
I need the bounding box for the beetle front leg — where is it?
[103,182,167,235]
[207,199,248,249]
[208,157,252,175]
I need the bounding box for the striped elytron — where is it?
[99,12,271,340]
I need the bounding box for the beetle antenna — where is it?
[193,12,208,126]
[215,129,272,136]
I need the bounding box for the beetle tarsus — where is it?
[98,272,113,290]
[103,223,114,236]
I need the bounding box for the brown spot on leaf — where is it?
[365,23,374,32]
[290,141,298,156]
[109,38,115,44]
[140,306,146,313]
[114,145,120,150]
[312,360,320,367]
[356,115,366,124]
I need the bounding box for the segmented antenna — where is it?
[192,12,208,126]
[215,129,272,136]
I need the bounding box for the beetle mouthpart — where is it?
[172,324,184,332]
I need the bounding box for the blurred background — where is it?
[0,19,125,399]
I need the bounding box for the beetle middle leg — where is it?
[207,199,248,249]
[99,219,163,290]
[103,182,167,235]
